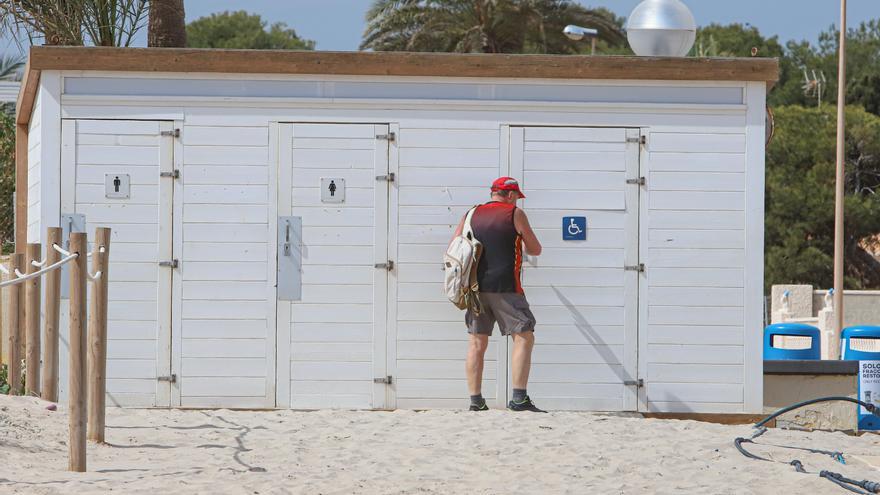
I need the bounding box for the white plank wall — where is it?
[72,120,164,407]
[644,130,747,413]
[395,126,502,409]
[178,124,273,407]
[26,91,41,242]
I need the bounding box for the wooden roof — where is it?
[16,45,779,124]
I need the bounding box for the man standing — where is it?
[450,177,544,412]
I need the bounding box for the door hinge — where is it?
[160,129,181,138]
[626,177,646,186]
[624,263,645,273]
[160,169,180,179]
[626,135,646,145]
[376,132,396,142]
[157,374,177,383]
[159,259,179,269]
[374,261,394,271]
[376,173,395,182]
[624,378,644,388]
[374,376,393,385]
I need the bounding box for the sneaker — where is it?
[469,401,489,411]
[507,395,547,413]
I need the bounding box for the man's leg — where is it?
[510,331,534,391]
[466,333,489,396]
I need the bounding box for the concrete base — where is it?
[764,374,858,431]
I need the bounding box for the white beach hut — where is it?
[15,46,778,414]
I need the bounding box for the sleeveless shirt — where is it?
[470,201,523,294]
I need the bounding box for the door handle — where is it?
[283,220,292,256]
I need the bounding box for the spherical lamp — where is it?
[626,0,696,57]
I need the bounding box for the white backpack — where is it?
[444,206,483,313]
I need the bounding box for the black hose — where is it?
[755,396,878,429]
[821,471,880,495]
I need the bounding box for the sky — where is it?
[1,0,877,55]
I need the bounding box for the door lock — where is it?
[375,261,394,271]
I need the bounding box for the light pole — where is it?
[833,0,847,340]
[563,25,599,55]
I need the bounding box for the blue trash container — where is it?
[841,326,880,431]
[763,323,821,360]
[841,326,880,361]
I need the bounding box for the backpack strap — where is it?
[463,205,478,241]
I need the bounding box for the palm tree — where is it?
[0,55,24,81]
[361,0,626,54]
[148,0,186,47]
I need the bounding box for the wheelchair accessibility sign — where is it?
[562,216,587,241]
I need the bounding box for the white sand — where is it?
[1,395,879,494]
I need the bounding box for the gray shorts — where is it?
[466,292,536,336]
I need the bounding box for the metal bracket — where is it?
[626,177,646,186]
[376,132,396,142]
[157,374,177,383]
[160,169,180,179]
[624,379,644,388]
[160,129,181,138]
[375,261,394,271]
[624,263,645,273]
[374,376,393,385]
[626,135,647,145]
[376,173,395,182]
[159,259,179,269]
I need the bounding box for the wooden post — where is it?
[25,242,41,396]
[68,232,88,472]
[87,228,110,443]
[6,254,23,395]
[42,227,62,402]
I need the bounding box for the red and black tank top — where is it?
[470,201,523,294]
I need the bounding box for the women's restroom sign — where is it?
[859,360,880,430]
[562,216,587,241]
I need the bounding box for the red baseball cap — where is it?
[491,177,526,198]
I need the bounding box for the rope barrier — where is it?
[87,270,102,282]
[0,251,80,288]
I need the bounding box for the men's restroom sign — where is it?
[105,173,130,199]
[562,216,587,241]
[320,177,345,203]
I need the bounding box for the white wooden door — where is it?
[174,124,276,408]
[61,119,174,407]
[277,123,391,409]
[509,126,641,411]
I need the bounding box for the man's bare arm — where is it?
[514,208,542,256]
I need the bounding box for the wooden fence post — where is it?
[87,228,110,443]
[42,227,62,402]
[6,254,23,395]
[25,242,41,396]
[68,232,88,472]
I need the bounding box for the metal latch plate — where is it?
[157,374,177,383]
[375,261,394,271]
[159,259,179,268]
[624,379,644,387]
[376,173,395,182]
[160,170,180,179]
[624,263,645,272]
[626,177,646,185]
[376,132,396,142]
[374,376,393,384]
[160,129,181,138]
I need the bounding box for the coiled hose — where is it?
[734,396,880,494]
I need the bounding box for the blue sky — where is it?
[1,0,876,55]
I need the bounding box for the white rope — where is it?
[31,258,47,268]
[87,270,102,282]
[53,243,72,257]
[0,252,79,288]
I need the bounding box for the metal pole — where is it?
[42,227,62,402]
[87,228,110,443]
[833,0,847,339]
[68,232,88,472]
[25,242,41,396]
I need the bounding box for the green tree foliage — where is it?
[0,110,15,252]
[765,105,880,290]
[187,11,315,50]
[361,0,626,54]
[0,0,147,46]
